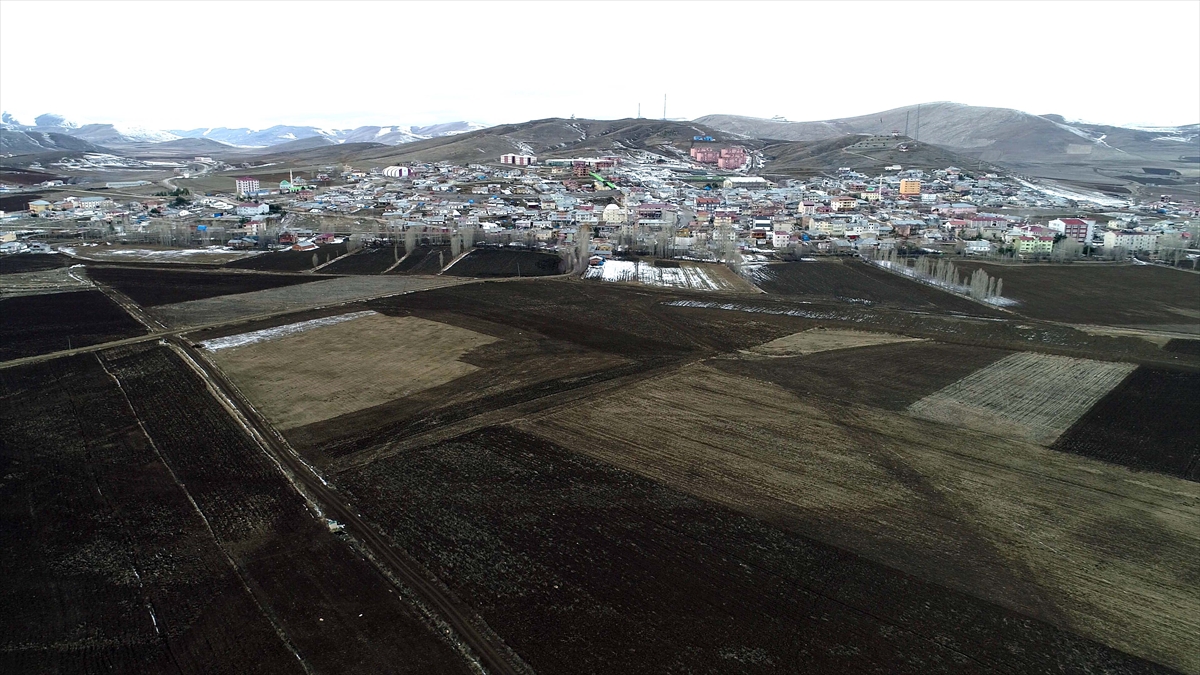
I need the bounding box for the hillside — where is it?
[258,118,752,167]
[0,129,109,155]
[699,103,1199,195]
[758,136,987,177]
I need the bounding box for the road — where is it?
[170,337,527,675]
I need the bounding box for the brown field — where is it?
[748,327,923,356]
[907,352,1137,444]
[0,265,92,297]
[149,274,469,328]
[953,261,1200,331]
[521,362,1200,673]
[210,313,499,429]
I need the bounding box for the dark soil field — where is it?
[0,290,145,362]
[756,260,1000,314]
[320,246,402,275]
[1164,338,1200,356]
[99,344,472,673]
[710,340,1012,410]
[444,248,563,278]
[954,262,1200,329]
[87,266,325,306]
[224,243,348,272]
[0,253,70,275]
[337,425,1166,675]
[0,353,305,673]
[1054,367,1200,481]
[388,245,450,274]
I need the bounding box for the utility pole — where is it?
[663,94,666,121]
[637,102,641,119]
[904,110,910,137]
[914,104,921,142]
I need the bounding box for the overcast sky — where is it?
[2,0,1198,130]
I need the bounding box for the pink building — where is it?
[717,146,747,170]
[690,146,719,163]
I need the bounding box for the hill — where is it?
[0,128,109,155]
[699,103,1198,196]
[758,136,987,177]
[261,118,752,167]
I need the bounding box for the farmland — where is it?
[907,352,1137,444]
[583,258,753,291]
[320,246,402,274]
[0,289,146,361]
[1054,367,1200,480]
[713,340,1012,408]
[86,265,325,306]
[522,362,1200,672]
[0,264,93,297]
[337,425,1170,675]
[445,247,563,277]
[953,261,1200,330]
[3,262,1198,673]
[389,244,450,274]
[224,243,348,271]
[210,312,499,430]
[753,259,998,314]
[0,253,70,274]
[747,327,922,356]
[0,350,471,674]
[148,274,470,328]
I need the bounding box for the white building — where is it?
[722,176,769,190]
[602,204,627,224]
[235,177,260,196]
[965,239,994,255]
[1104,230,1159,252]
[235,202,270,216]
[500,154,537,166]
[383,166,411,178]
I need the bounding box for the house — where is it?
[236,202,270,216]
[27,199,51,215]
[830,196,857,212]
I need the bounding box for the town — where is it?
[4,136,1198,288]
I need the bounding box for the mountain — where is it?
[410,121,487,137]
[277,117,748,167]
[758,136,990,178]
[170,125,341,148]
[698,103,1199,194]
[34,113,76,128]
[336,126,425,145]
[65,123,181,145]
[0,128,109,155]
[171,122,488,148]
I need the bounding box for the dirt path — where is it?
[169,337,529,675]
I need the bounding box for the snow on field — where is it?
[908,353,1136,444]
[59,246,264,261]
[199,311,377,351]
[583,260,726,291]
[1014,177,1129,208]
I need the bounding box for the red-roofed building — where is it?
[1048,218,1095,244]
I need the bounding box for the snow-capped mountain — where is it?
[171,122,488,147]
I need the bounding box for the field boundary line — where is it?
[167,339,527,675]
[330,356,708,476]
[95,351,316,675]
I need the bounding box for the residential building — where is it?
[899,179,921,196]
[1013,235,1054,255]
[1048,217,1095,244]
[27,199,51,215]
[235,176,260,196]
[830,196,857,212]
[1103,230,1159,252]
[499,154,537,166]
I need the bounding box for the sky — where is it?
[2,0,1198,131]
